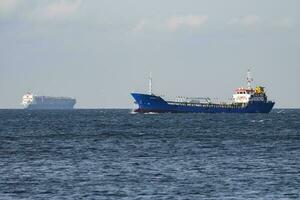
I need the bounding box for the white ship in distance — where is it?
[21,92,76,110]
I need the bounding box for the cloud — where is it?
[132,15,208,33]
[133,19,146,32]
[0,0,17,17]
[45,0,81,19]
[166,15,208,31]
[31,0,81,21]
[228,15,296,30]
[274,17,295,29]
[228,15,261,27]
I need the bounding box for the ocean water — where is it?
[0,109,299,199]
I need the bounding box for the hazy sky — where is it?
[1,0,299,108]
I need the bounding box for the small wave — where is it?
[130,110,138,114]
[145,112,159,115]
[129,110,159,114]
[251,119,264,123]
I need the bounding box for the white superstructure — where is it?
[22,92,35,107]
[233,69,255,104]
[232,69,267,104]
[233,88,255,104]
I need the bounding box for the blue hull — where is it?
[131,93,275,113]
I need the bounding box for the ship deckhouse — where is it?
[232,69,267,104]
[233,88,255,104]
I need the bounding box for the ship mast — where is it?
[149,72,152,95]
[246,68,253,89]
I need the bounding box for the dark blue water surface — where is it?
[0,109,299,199]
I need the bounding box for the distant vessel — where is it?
[131,70,275,113]
[21,92,76,110]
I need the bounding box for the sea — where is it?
[0,109,299,199]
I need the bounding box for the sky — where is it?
[0,0,299,108]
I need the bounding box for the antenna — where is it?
[246,68,253,89]
[149,72,152,95]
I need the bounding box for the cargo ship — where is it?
[131,70,275,113]
[21,92,76,110]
